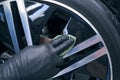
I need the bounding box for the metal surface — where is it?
[63,18,72,35]
[29,4,49,21]
[41,0,113,79]
[53,47,107,78]
[63,35,102,58]
[3,2,20,53]
[16,0,33,46]
[26,2,42,12]
[0,0,33,52]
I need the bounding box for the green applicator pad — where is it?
[53,35,76,57]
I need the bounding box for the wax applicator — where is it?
[53,34,76,57]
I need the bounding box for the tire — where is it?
[33,0,120,80]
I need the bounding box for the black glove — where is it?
[0,35,74,80]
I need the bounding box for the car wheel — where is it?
[0,0,120,80]
[33,0,120,80]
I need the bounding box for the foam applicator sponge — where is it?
[53,35,76,57]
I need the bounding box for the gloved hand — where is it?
[0,35,74,80]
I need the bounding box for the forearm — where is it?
[0,49,32,80]
[0,45,60,80]
[0,35,74,80]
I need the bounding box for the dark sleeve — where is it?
[0,45,61,80]
[0,35,74,80]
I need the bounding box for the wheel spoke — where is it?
[26,2,43,12]
[3,2,20,53]
[28,4,49,21]
[16,0,33,46]
[54,47,107,78]
[63,35,102,58]
[63,18,72,35]
[28,3,55,26]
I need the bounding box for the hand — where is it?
[0,35,74,80]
